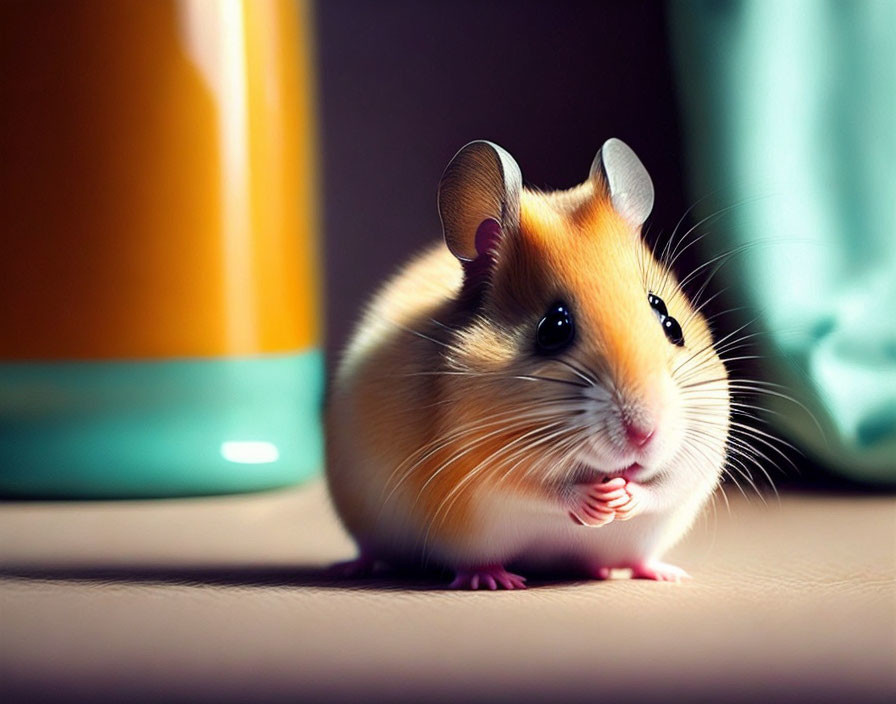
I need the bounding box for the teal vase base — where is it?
[0,351,324,499]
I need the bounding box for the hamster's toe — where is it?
[613,480,646,521]
[449,565,527,590]
[569,477,627,527]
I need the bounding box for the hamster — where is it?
[325,139,730,589]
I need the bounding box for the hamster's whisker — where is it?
[548,357,601,388]
[679,424,727,473]
[427,317,460,332]
[680,286,731,330]
[678,249,734,314]
[481,417,587,490]
[723,452,766,502]
[682,429,753,503]
[720,381,825,437]
[379,406,572,505]
[685,409,784,452]
[673,339,739,382]
[495,441,556,488]
[397,368,590,390]
[423,421,576,549]
[653,205,704,294]
[674,336,765,383]
[677,377,729,391]
[381,416,565,537]
[674,352,735,384]
[728,392,825,443]
[698,303,752,328]
[512,373,590,389]
[677,239,771,292]
[726,400,784,418]
[687,415,774,489]
[698,403,788,440]
[665,227,712,281]
[413,415,573,505]
[654,198,746,297]
[493,434,581,502]
[675,348,764,385]
[687,399,786,428]
[672,318,759,378]
[680,231,803,294]
[679,440,732,512]
[543,431,601,481]
[496,424,583,487]
[390,320,461,353]
[664,194,709,263]
[666,195,755,269]
[721,437,779,500]
[725,421,801,465]
[686,413,795,479]
[682,373,796,390]
[710,333,769,358]
[712,353,765,368]
[727,446,780,501]
[493,428,584,503]
[685,379,824,444]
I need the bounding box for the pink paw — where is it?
[327,552,377,578]
[631,561,691,582]
[569,477,643,527]
[449,565,527,590]
[590,566,612,580]
[614,481,646,521]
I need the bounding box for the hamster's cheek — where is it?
[642,374,689,473]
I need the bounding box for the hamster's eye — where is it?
[648,292,684,346]
[536,302,575,354]
[648,292,667,318]
[662,316,684,346]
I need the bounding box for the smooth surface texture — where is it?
[0,0,319,359]
[1,480,893,702]
[0,351,324,497]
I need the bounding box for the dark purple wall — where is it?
[315,0,688,362]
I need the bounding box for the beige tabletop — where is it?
[1,480,894,703]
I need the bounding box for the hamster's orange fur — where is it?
[327,172,728,573]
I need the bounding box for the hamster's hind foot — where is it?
[449,565,527,590]
[631,561,691,582]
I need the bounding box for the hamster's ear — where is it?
[589,138,654,227]
[438,140,522,262]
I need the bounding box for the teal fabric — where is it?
[670,0,896,482]
[0,350,324,497]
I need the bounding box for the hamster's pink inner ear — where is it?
[438,140,522,262]
[474,218,502,259]
[458,218,502,302]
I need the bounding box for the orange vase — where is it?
[0,0,323,497]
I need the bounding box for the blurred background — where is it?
[1,0,894,497]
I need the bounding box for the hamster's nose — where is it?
[624,420,655,448]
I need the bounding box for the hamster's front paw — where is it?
[569,477,646,527]
[568,477,627,527]
[613,480,646,521]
